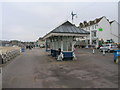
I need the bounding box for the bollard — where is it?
[103,50,105,56]
[117,51,119,55]
[21,48,25,53]
[116,52,119,63]
[93,49,95,54]
[116,56,119,63]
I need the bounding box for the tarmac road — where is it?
[2,48,118,88]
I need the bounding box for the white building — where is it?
[110,20,120,44]
[79,16,120,48]
[36,37,45,47]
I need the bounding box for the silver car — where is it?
[99,44,118,53]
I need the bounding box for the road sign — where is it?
[98,28,103,31]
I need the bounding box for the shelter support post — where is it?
[45,39,48,52]
[85,36,88,48]
[96,39,99,48]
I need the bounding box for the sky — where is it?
[0,1,119,42]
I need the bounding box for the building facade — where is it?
[110,20,120,44]
[36,37,45,47]
[79,16,120,48]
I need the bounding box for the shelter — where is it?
[43,21,89,60]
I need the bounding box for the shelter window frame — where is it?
[63,37,72,51]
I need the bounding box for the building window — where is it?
[92,40,96,44]
[58,40,61,49]
[95,24,98,29]
[88,40,90,44]
[93,32,96,37]
[63,41,67,51]
[89,27,90,30]
[63,37,72,51]
[68,42,72,51]
[94,25,95,28]
[82,40,85,42]
[92,31,96,37]
[92,25,94,29]
[63,41,72,51]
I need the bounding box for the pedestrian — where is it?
[73,47,76,52]
[58,48,61,55]
[29,45,31,50]
[57,48,62,61]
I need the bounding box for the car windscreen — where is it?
[102,44,108,47]
[111,44,117,47]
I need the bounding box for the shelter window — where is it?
[68,42,72,51]
[63,38,72,51]
[63,41,67,51]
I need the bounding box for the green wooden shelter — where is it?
[43,21,89,60]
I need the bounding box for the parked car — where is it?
[99,44,118,53]
[39,44,45,48]
[97,45,102,49]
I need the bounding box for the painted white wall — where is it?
[37,40,45,46]
[119,24,120,44]
[97,17,111,42]
[81,16,120,46]
[110,21,119,43]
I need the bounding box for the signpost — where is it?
[98,28,103,31]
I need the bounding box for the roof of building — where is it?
[109,20,115,24]
[43,21,89,39]
[79,16,105,28]
[51,21,89,34]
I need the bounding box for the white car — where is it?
[99,44,118,53]
[40,44,45,48]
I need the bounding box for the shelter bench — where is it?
[51,49,58,57]
[62,52,74,60]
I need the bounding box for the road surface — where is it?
[2,48,118,88]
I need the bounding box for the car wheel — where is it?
[108,49,111,53]
[99,49,102,52]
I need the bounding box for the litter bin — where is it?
[0,55,3,64]
[21,48,25,52]
[114,50,120,63]
[52,50,57,57]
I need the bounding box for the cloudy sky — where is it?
[0,1,118,41]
